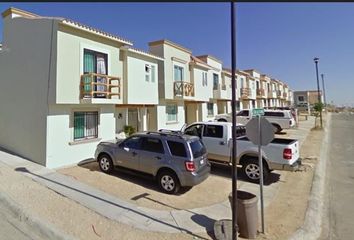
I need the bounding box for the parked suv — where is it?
[94,131,210,194]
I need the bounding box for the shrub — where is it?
[124,125,136,136]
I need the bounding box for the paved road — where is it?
[322,112,354,240]
[0,204,43,240]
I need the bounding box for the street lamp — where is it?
[313,57,323,128]
[321,73,327,108]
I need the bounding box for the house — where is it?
[293,90,323,112]
[237,70,257,110]
[0,7,161,168]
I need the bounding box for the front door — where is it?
[116,136,141,170]
[139,137,165,174]
[201,124,230,162]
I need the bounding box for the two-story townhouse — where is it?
[282,84,290,107]
[276,81,285,107]
[148,39,196,130]
[269,78,280,108]
[0,8,153,168]
[244,69,268,109]
[260,74,271,108]
[196,55,224,120]
[115,46,163,133]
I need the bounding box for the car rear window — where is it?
[167,141,187,157]
[264,111,285,117]
[189,140,206,158]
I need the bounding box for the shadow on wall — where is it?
[0,146,33,163]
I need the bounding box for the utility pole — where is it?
[321,73,327,107]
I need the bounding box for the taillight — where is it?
[185,161,196,172]
[283,148,292,160]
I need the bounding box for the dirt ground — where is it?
[255,118,325,240]
[58,162,233,211]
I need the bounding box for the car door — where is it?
[139,136,166,175]
[236,110,250,125]
[115,136,142,170]
[184,124,204,138]
[202,124,230,162]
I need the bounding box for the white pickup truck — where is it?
[182,121,301,182]
[214,109,296,133]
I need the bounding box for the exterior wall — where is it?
[56,25,124,104]
[124,52,159,105]
[192,66,213,102]
[201,102,218,122]
[115,107,152,133]
[149,43,191,100]
[156,100,185,130]
[0,17,57,166]
[46,104,115,168]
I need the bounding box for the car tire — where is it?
[98,154,114,174]
[242,158,269,183]
[157,170,180,194]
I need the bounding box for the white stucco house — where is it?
[0,7,162,168]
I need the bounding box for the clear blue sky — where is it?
[0,2,353,106]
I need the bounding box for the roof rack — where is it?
[145,131,184,139]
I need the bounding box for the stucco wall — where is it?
[192,67,213,102]
[56,25,123,104]
[156,100,185,130]
[0,17,57,166]
[46,104,116,168]
[125,53,159,104]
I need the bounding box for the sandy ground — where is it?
[58,162,232,211]
[256,117,325,240]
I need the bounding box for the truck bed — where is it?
[237,136,296,145]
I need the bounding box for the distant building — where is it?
[293,90,323,112]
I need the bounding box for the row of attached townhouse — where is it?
[0,8,293,169]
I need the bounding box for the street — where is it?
[322,112,354,239]
[0,203,44,240]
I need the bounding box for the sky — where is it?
[0,2,353,106]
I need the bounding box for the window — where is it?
[74,112,98,140]
[83,49,108,97]
[256,81,260,90]
[184,124,203,138]
[141,137,164,153]
[264,111,285,117]
[237,110,249,116]
[167,141,187,157]
[207,103,214,116]
[174,65,184,81]
[203,125,223,138]
[145,64,151,82]
[298,96,305,102]
[166,104,178,122]
[122,136,141,149]
[202,72,208,86]
[213,73,219,90]
[190,140,206,158]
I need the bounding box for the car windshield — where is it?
[189,139,206,158]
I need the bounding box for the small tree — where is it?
[313,102,324,128]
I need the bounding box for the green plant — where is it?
[313,102,324,113]
[124,125,136,136]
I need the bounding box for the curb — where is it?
[289,113,332,240]
[0,191,75,240]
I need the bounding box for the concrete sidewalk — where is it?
[0,116,315,237]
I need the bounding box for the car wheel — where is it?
[157,170,180,194]
[98,154,114,174]
[242,158,269,183]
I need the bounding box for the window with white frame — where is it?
[213,73,219,90]
[145,64,151,82]
[298,96,305,102]
[151,65,156,83]
[202,72,208,86]
[166,104,178,122]
[174,65,184,81]
[74,111,98,140]
[207,103,214,116]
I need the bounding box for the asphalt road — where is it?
[322,112,354,240]
[0,204,43,240]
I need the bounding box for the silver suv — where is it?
[94,131,210,194]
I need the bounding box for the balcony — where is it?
[256,88,266,98]
[283,92,288,99]
[174,81,195,98]
[80,73,121,104]
[213,84,231,100]
[241,87,251,99]
[276,90,282,98]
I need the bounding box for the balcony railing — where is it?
[174,81,194,97]
[257,88,265,98]
[277,90,282,98]
[81,73,121,99]
[241,87,251,99]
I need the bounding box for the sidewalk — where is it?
[0,116,315,239]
